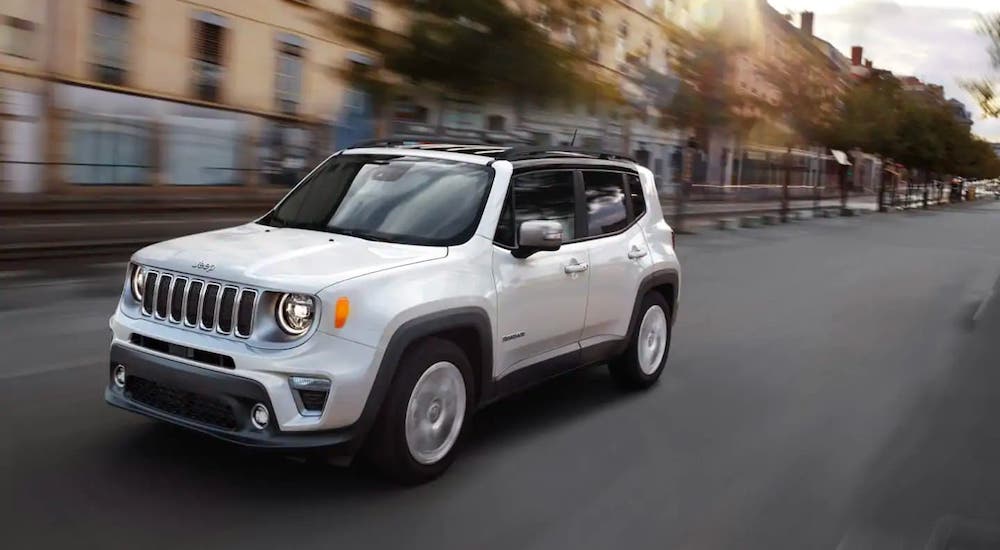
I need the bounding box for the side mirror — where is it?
[513,220,563,259]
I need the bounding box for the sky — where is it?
[766,0,1000,141]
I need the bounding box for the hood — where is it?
[133,223,447,293]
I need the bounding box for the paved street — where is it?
[4,202,1000,549]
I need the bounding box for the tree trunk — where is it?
[781,146,791,222]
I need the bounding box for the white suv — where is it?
[106,142,681,483]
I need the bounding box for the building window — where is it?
[92,0,131,85]
[275,34,304,114]
[486,115,506,132]
[343,87,368,113]
[0,16,35,59]
[349,0,374,22]
[535,5,550,30]
[588,28,601,62]
[192,12,226,102]
[443,100,481,129]
[67,112,152,185]
[563,24,578,47]
[615,23,628,67]
[394,98,429,123]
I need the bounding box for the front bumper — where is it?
[106,344,361,454]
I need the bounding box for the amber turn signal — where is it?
[334,297,350,328]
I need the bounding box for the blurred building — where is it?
[0,0,873,195]
[717,3,850,188]
[0,0,716,194]
[379,0,714,190]
[1,0,395,194]
[899,76,946,103]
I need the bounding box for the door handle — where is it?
[628,246,648,260]
[564,260,589,274]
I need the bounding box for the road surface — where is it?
[4,201,1000,549]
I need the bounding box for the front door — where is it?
[492,169,589,377]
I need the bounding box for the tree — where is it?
[827,71,1000,180]
[759,55,841,147]
[825,72,903,155]
[963,13,1000,118]
[661,29,758,146]
[324,0,613,132]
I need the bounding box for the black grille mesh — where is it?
[155,275,172,318]
[300,390,328,412]
[142,273,158,315]
[236,290,255,337]
[201,284,220,329]
[170,278,186,322]
[185,281,203,325]
[138,271,258,339]
[218,287,237,333]
[126,376,238,431]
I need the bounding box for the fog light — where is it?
[250,403,270,430]
[113,364,127,388]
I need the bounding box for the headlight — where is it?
[130,264,145,301]
[276,293,315,336]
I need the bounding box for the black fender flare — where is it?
[624,270,680,344]
[351,307,493,447]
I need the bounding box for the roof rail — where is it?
[497,146,637,163]
[345,137,504,149]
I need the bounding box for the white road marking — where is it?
[973,288,995,323]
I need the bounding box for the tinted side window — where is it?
[582,171,628,237]
[626,174,646,219]
[493,189,515,247]
[512,171,576,242]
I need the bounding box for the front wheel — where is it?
[609,292,672,389]
[366,338,471,484]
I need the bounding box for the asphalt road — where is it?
[4,202,1000,549]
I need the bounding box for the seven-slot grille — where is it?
[140,269,259,338]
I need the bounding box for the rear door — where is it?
[492,169,590,377]
[579,170,652,344]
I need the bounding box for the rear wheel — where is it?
[366,338,471,484]
[610,292,672,389]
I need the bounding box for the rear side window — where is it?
[626,174,646,219]
[494,170,577,246]
[582,171,628,237]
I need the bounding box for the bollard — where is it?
[717,218,738,230]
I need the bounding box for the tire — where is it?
[366,337,472,485]
[609,292,672,389]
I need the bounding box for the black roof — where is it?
[345,138,637,164]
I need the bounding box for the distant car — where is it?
[105,141,681,483]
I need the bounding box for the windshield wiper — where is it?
[325,227,385,242]
[262,212,317,230]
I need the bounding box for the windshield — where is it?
[260,155,493,246]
